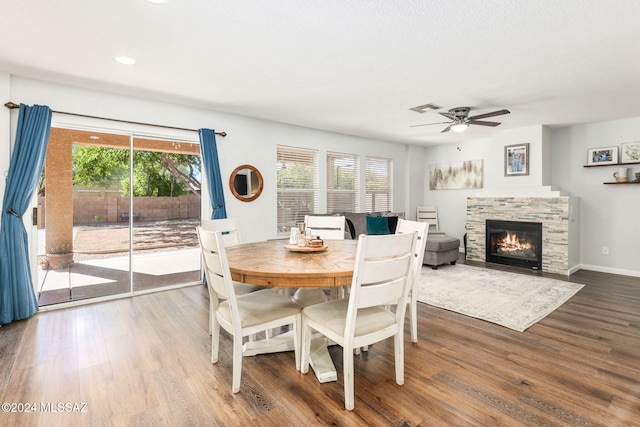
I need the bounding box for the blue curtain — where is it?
[0,104,52,324]
[199,128,227,219]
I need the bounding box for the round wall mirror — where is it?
[229,164,264,202]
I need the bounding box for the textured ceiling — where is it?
[2,0,640,146]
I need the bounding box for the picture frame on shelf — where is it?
[620,141,640,163]
[504,143,529,176]
[587,146,618,166]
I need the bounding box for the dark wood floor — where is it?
[1,261,638,426]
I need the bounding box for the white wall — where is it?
[0,75,413,244]
[405,144,426,221]
[424,121,640,277]
[552,118,640,276]
[423,126,545,245]
[0,72,10,200]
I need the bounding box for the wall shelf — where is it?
[583,161,640,168]
[603,181,640,185]
[583,162,639,184]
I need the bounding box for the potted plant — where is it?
[46,243,74,270]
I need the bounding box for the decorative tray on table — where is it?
[284,244,328,252]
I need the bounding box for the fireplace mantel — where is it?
[466,195,579,275]
[473,186,568,198]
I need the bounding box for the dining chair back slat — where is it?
[347,232,415,314]
[202,217,242,247]
[304,215,346,240]
[197,226,231,301]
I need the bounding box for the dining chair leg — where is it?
[232,335,243,393]
[410,293,418,343]
[343,345,355,410]
[209,300,214,336]
[300,320,311,374]
[394,332,404,386]
[211,320,220,364]
[292,315,301,371]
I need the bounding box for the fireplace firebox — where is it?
[485,219,542,270]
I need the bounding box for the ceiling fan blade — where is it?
[438,112,456,120]
[409,121,451,128]
[467,109,510,121]
[440,124,452,133]
[468,120,501,127]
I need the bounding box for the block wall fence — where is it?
[37,195,201,227]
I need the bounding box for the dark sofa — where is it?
[321,211,405,239]
[323,211,459,268]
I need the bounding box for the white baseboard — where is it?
[567,264,581,276]
[576,264,640,278]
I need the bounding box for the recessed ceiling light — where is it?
[89,135,100,140]
[114,56,136,65]
[146,0,170,4]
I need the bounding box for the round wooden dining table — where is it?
[226,239,358,289]
[225,238,359,383]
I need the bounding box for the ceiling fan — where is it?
[411,107,510,133]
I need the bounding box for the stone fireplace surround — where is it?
[466,189,577,275]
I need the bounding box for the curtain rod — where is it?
[4,102,227,137]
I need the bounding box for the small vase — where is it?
[47,253,74,270]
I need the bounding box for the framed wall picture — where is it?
[587,146,618,165]
[620,141,640,163]
[504,143,529,176]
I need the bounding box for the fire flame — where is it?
[497,232,533,252]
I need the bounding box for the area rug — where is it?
[415,264,584,332]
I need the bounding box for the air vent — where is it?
[409,103,442,113]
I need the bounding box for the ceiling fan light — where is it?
[450,123,468,133]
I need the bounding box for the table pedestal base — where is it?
[293,288,338,383]
[243,331,296,357]
[242,330,337,383]
[307,337,338,382]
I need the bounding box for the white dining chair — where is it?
[304,215,346,240]
[199,218,263,335]
[417,206,445,235]
[305,215,347,299]
[300,232,416,410]
[197,226,302,393]
[395,218,429,343]
[202,217,242,247]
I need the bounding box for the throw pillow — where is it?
[386,216,399,234]
[367,216,390,235]
[345,218,356,239]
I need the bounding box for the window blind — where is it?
[277,146,318,233]
[326,151,359,213]
[365,156,393,213]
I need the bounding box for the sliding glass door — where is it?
[130,137,201,292]
[36,127,202,306]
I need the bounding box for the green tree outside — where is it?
[71,146,201,197]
